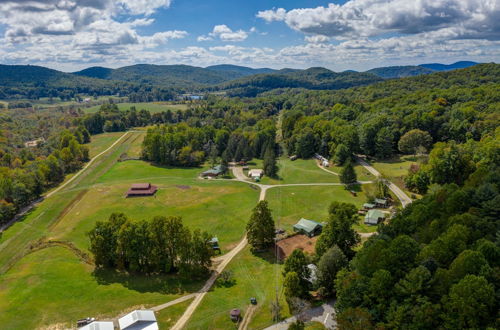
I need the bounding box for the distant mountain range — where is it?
[0,61,483,100]
[365,61,479,79]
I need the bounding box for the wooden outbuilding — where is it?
[126,183,158,197]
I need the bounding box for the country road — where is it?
[356,156,413,208]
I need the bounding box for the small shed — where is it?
[364,209,385,225]
[118,310,158,330]
[293,218,323,237]
[363,203,375,210]
[322,160,330,167]
[374,198,389,208]
[289,155,298,161]
[201,165,224,178]
[126,183,158,197]
[248,169,264,180]
[80,321,114,330]
[230,309,241,322]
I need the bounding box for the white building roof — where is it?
[80,322,114,330]
[118,310,158,330]
[248,169,264,177]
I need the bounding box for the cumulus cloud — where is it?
[0,0,186,62]
[305,35,330,44]
[257,0,500,40]
[198,24,250,42]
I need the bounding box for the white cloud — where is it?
[198,24,251,42]
[257,0,500,40]
[305,35,330,44]
[117,0,172,15]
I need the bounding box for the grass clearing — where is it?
[84,102,189,114]
[0,247,203,329]
[156,298,195,329]
[88,132,126,158]
[51,162,259,252]
[370,155,419,197]
[266,185,377,233]
[185,246,289,330]
[330,164,376,182]
[246,158,340,185]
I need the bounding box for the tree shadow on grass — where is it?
[92,268,205,295]
[251,249,281,265]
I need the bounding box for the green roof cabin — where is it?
[201,165,224,178]
[364,209,385,225]
[293,218,323,237]
[374,198,389,208]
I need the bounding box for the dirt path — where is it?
[356,156,413,208]
[0,131,131,233]
[315,159,340,176]
[239,304,257,330]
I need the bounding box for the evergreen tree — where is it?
[263,145,278,177]
[333,143,351,165]
[246,201,275,250]
[340,159,357,184]
[375,127,394,159]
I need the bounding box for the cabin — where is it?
[374,198,389,208]
[201,165,225,178]
[293,218,323,237]
[79,321,114,330]
[364,209,385,225]
[126,183,158,197]
[118,310,158,330]
[248,169,264,180]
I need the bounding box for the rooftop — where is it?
[118,310,158,330]
[293,218,323,233]
[80,322,114,330]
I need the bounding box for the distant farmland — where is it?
[84,102,189,113]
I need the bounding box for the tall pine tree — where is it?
[263,145,278,177]
[247,201,275,250]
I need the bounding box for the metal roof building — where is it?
[118,310,158,330]
[80,322,114,330]
[364,209,385,225]
[293,218,323,237]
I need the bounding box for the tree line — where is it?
[88,213,213,277]
[0,127,90,225]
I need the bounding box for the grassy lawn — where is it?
[84,102,189,114]
[266,185,377,233]
[0,247,203,329]
[88,132,126,158]
[185,246,290,330]
[330,164,376,182]
[51,161,259,253]
[370,155,419,197]
[246,158,340,185]
[156,298,194,329]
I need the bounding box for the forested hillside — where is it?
[218,67,383,97]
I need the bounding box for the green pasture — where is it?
[370,155,418,197]
[266,184,377,233]
[51,161,259,253]
[330,163,375,182]
[0,247,203,329]
[88,132,126,157]
[185,246,289,330]
[156,298,194,329]
[247,158,340,185]
[84,102,189,114]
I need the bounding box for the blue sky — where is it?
[0,0,498,71]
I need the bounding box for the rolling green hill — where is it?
[219,67,383,96]
[366,65,435,78]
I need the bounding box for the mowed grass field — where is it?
[266,184,377,233]
[185,246,290,330]
[51,160,259,253]
[84,102,189,114]
[370,155,419,197]
[88,132,127,157]
[248,158,340,185]
[0,130,256,328]
[0,247,203,329]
